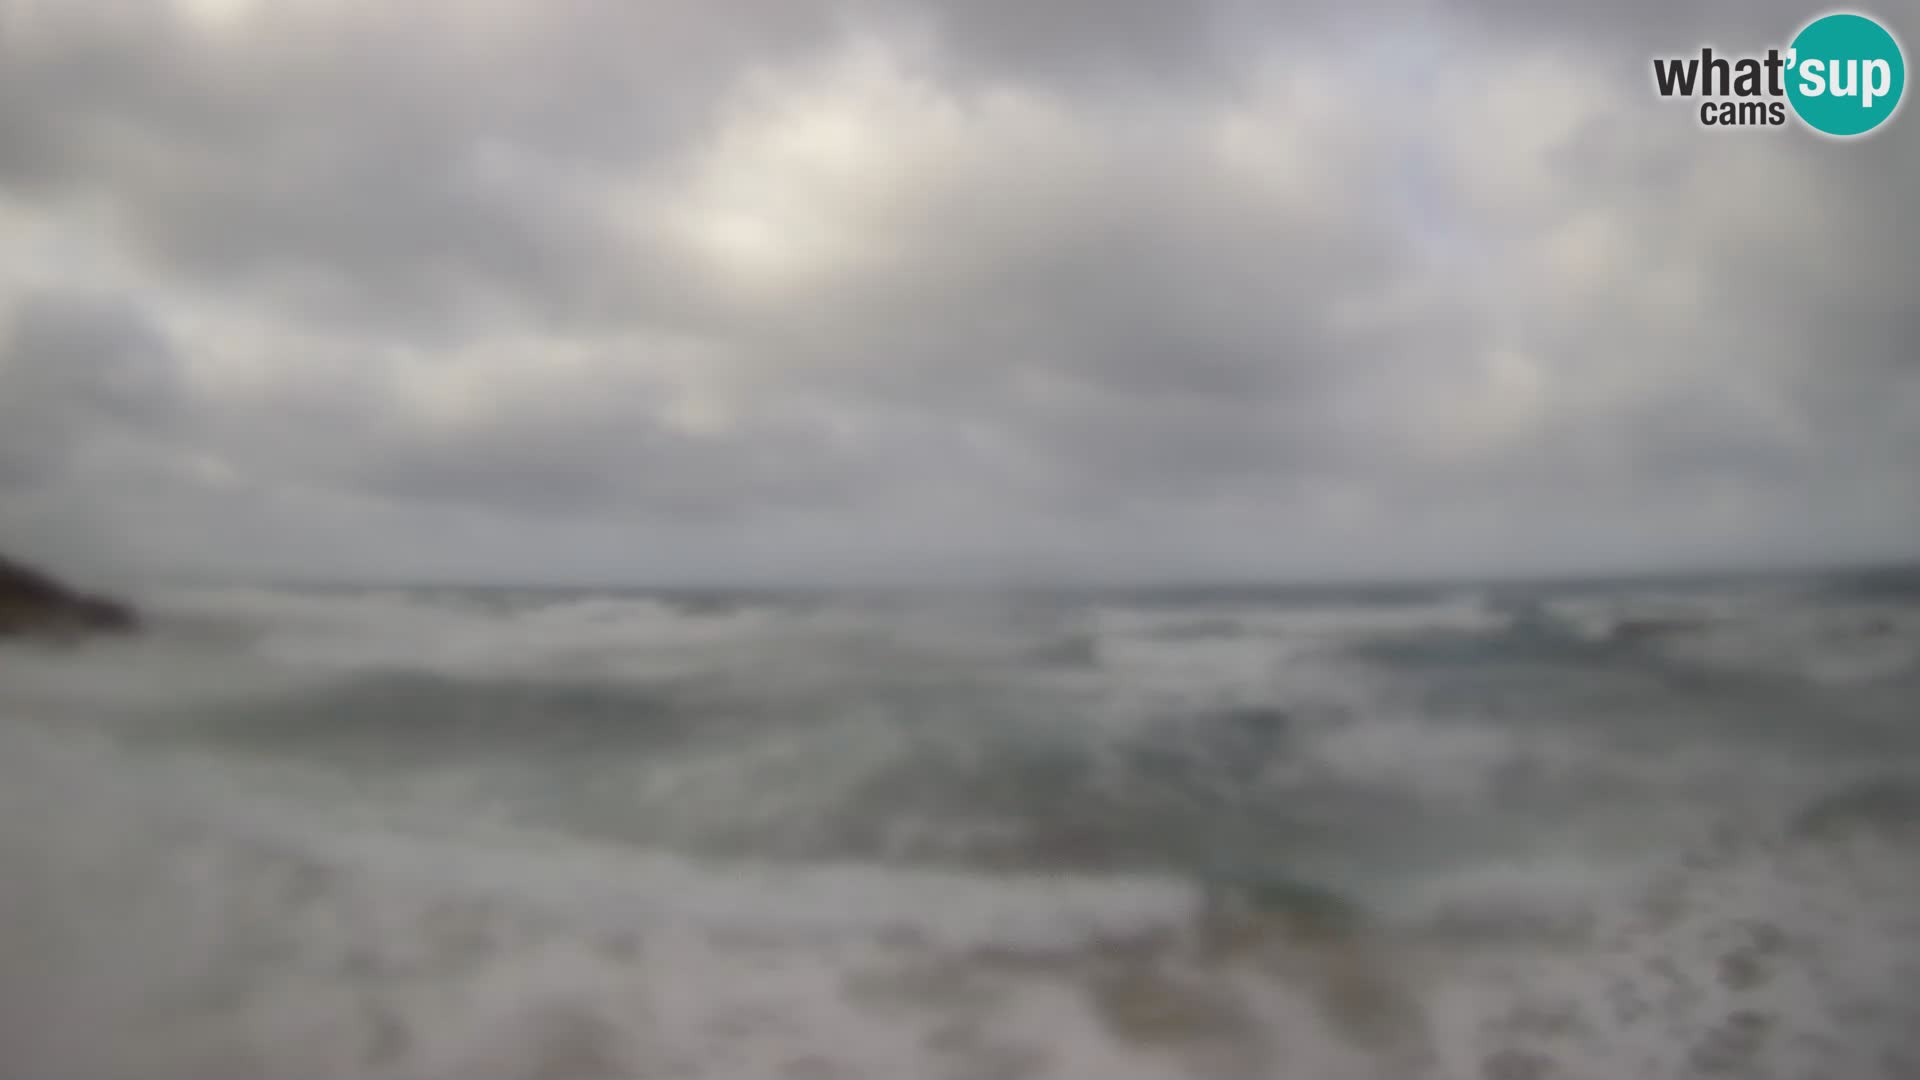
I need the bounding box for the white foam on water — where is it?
[7,707,1917,1080]
[0,718,1216,1079]
[1538,585,1920,688]
[131,587,1514,745]
[1537,586,1797,644]
[148,587,1131,703]
[1428,826,1920,1080]
[1301,714,1530,804]
[1091,594,1508,648]
[1653,601,1920,687]
[151,586,801,683]
[6,583,1917,1079]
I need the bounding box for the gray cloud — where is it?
[0,290,187,486]
[0,0,1914,585]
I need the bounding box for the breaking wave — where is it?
[2,575,1917,1078]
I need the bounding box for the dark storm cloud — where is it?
[880,0,1285,92]
[0,0,1914,582]
[348,397,887,521]
[0,290,188,487]
[694,127,1405,510]
[1450,0,1852,49]
[0,0,858,338]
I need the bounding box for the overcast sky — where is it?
[1,0,1915,587]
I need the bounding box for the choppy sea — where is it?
[3,571,1918,1079]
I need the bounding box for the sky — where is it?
[1,0,1915,587]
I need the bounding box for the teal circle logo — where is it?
[1787,12,1906,137]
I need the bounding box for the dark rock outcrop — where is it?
[0,552,138,639]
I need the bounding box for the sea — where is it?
[2,569,1917,1079]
